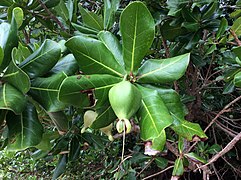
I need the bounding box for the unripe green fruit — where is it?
[108,81,142,120]
[100,123,114,141]
[81,110,98,133]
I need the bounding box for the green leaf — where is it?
[0,83,27,114]
[137,85,173,151]
[234,71,241,87]
[120,1,155,74]
[12,42,32,64]
[35,131,59,151]
[19,39,61,78]
[201,2,218,20]
[155,157,168,169]
[103,0,119,29]
[79,5,104,31]
[0,46,3,66]
[137,53,190,84]
[233,46,241,60]
[172,158,184,176]
[230,16,241,39]
[0,18,18,71]
[145,85,187,119]
[3,58,30,94]
[184,152,207,164]
[223,81,235,94]
[13,7,23,28]
[48,54,78,76]
[29,72,67,112]
[6,103,44,151]
[52,154,67,180]
[216,17,228,39]
[98,31,124,67]
[91,105,117,129]
[71,22,99,35]
[47,111,69,134]
[54,0,69,21]
[171,114,208,141]
[0,0,13,6]
[65,35,125,77]
[59,74,122,108]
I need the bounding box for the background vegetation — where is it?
[0,0,241,179]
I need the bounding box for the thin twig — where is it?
[136,157,155,177]
[36,0,66,31]
[143,165,174,180]
[195,132,241,171]
[230,29,241,46]
[188,95,241,152]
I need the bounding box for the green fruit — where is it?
[108,80,142,120]
[100,123,114,141]
[81,110,98,133]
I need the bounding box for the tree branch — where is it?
[230,29,241,46]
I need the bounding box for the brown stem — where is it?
[36,0,66,31]
[162,39,170,58]
[230,29,241,46]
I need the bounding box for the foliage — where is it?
[0,0,241,179]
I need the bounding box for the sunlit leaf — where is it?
[120,1,155,74]
[137,53,190,84]
[172,158,184,176]
[19,39,61,79]
[29,72,67,112]
[59,74,122,108]
[137,85,173,151]
[65,35,125,77]
[0,83,27,114]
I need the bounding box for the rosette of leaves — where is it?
[0,7,77,151]
[59,1,207,154]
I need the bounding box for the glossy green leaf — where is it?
[98,31,124,67]
[54,0,69,21]
[79,6,104,31]
[47,111,69,134]
[201,2,218,20]
[0,46,3,66]
[13,7,23,28]
[52,154,67,180]
[0,0,13,6]
[29,72,67,112]
[71,22,99,34]
[230,16,241,39]
[59,74,122,108]
[145,85,187,119]
[234,71,241,87]
[19,39,61,78]
[65,35,125,77]
[216,17,228,39]
[171,114,208,141]
[12,42,31,64]
[155,157,168,169]
[137,53,190,84]
[120,1,155,74]
[3,59,30,94]
[137,85,173,151]
[172,158,184,176]
[48,54,78,76]
[0,17,18,71]
[91,105,117,129]
[6,103,44,151]
[103,0,119,29]
[184,152,207,164]
[223,81,235,94]
[35,131,59,151]
[0,83,27,114]
[233,46,241,60]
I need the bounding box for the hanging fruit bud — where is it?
[81,110,98,133]
[100,123,114,141]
